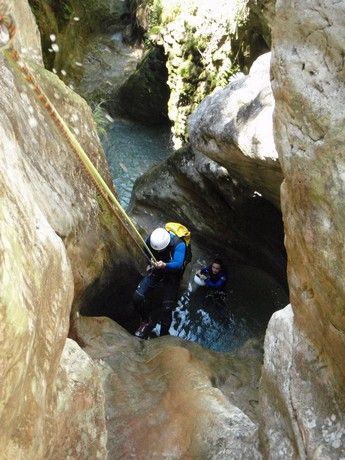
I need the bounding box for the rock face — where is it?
[45,339,107,458]
[0,0,133,456]
[8,0,42,62]
[130,0,271,144]
[189,52,282,208]
[76,316,262,459]
[117,45,170,124]
[77,33,143,109]
[28,0,144,107]
[260,0,345,457]
[2,1,133,301]
[260,306,345,459]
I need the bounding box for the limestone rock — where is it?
[6,0,42,64]
[45,339,107,459]
[271,0,345,392]
[28,0,144,107]
[77,33,144,109]
[77,316,262,459]
[0,117,107,456]
[0,113,73,457]
[260,0,345,456]
[189,52,282,208]
[0,1,131,456]
[260,306,345,458]
[1,2,132,300]
[117,45,170,124]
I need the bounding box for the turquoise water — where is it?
[166,263,288,352]
[102,117,173,208]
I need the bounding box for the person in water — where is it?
[194,258,227,291]
[133,227,187,339]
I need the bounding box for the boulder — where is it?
[189,52,282,208]
[76,316,262,459]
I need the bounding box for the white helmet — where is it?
[150,227,170,251]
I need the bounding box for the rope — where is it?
[0,7,157,264]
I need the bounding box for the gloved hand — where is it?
[153,260,166,269]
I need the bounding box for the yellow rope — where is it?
[0,7,157,264]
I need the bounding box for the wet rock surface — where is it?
[116,45,170,124]
[3,0,345,458]
[29,0,144,108]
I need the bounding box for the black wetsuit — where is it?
[133,234,186,336]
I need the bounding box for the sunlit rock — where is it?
[260,306,345,458]
[0,0,132,456]
[6,0,42,63]
[0,117,108,456]
[0,23,10,48]
[260,0,345,456]
[76,316,262,459]
[0,6,130,300]
[189,52,282,208]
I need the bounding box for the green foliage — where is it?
[91,101,111,138]
[149,0,163,31]
[61,2,73,22]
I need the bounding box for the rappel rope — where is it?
[0,8,157,264]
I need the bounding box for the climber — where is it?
[194,258,227,291]
[133,226,187,339]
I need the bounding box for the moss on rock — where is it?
[128,0,271,145]
[28,0,121,84]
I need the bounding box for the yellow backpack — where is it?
[165,222,192,264]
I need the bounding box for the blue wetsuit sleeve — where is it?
[165,242,186,271]
[205,272,226,289]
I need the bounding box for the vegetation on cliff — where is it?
[126,0,271,144]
